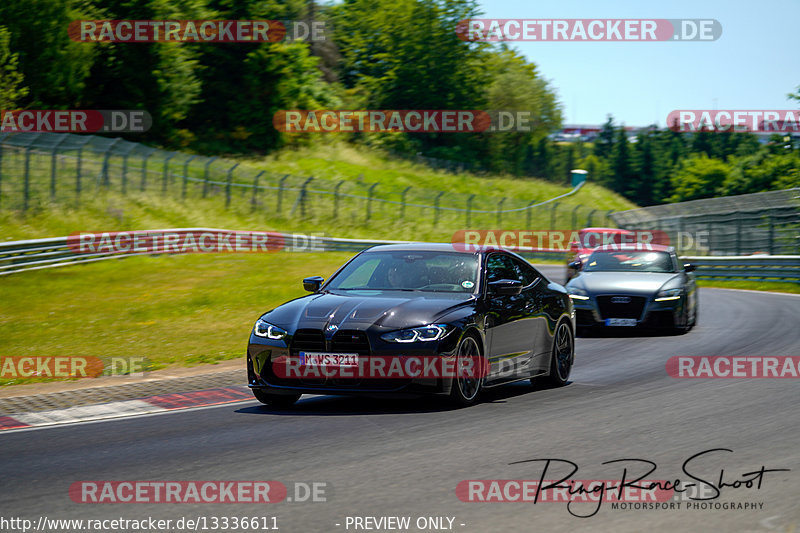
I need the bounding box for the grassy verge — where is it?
[697,279,800,294]
[0,252,351,386]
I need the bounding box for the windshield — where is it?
[326,251,479,292]
[583,250,676,273]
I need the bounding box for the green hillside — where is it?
[0,141,636,242]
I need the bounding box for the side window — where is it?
[486,254,521,283]
[510,257,541,287]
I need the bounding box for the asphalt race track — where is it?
[1,266,799,533]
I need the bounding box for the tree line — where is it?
[0,0,797,206]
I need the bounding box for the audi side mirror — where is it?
[683,263,696,273]
[488,279,523,296]
[303,276,324,292]
[568,260,582,270]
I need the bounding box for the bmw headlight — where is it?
[253,318,288,339]
[380,324,454,343]
[567,287,589,300]
[655,288,683,301]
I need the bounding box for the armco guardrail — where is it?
[682,255,800,284]
[1,231,798,282]
[0,229,567,276]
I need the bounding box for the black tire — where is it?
[449,334,485,406]
[252,389,301,408]
[674,301,691,334]
[545,321,574,386]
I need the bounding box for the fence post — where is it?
[366,183,378,222]
[0,142,3,209]
[400,186,411,219]
[277,174,289,214]
[101,139,120,187]
[523,200,535,228]
[290,176,314,218]
[433,191,444,226]
[768,216,775,255]
[251,171,265,212]
[586,209,596,227]
[23,147,31,211]
[74,138,91,203]
[571,205,581,229]
[333,180,345,219]
[181,155,196,199]
[51,136,68,201]
[162,153,175,193]
[140,149,153,191]
[497,198,506,226]
[202,156,217,198]
[466,194,475,226]
[736,214,743,255]
[550,202,560,230]
[225,163,239,208]
[76,146,83,200]
[121,145,139,195]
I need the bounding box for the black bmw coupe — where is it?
[246,243,575,407]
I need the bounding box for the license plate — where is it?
[605,318,637,327]
[300,352,359,367]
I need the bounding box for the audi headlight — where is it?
[253,318,288,339]
[380,324,454,343]
[655,288,683,302]
[567,287,589,300]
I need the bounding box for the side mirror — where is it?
[488,279,523,296]
[568,260,582,270]
[303,276,324,292]
[683,263,696,273]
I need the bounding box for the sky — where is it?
[475,0,800,127]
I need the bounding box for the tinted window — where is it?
[326,251,479,292]
[583,250,676,273]
[510,257,541,286]
[486,254,522,283]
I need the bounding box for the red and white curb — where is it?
[0,387,253,431]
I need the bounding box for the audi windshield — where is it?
[584,250,677,273]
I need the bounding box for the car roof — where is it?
[364,242,479,254]
[579,227,635,235]
[592,243,674,252]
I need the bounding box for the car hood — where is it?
[571,271,680,295]
[262,290,475,331]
